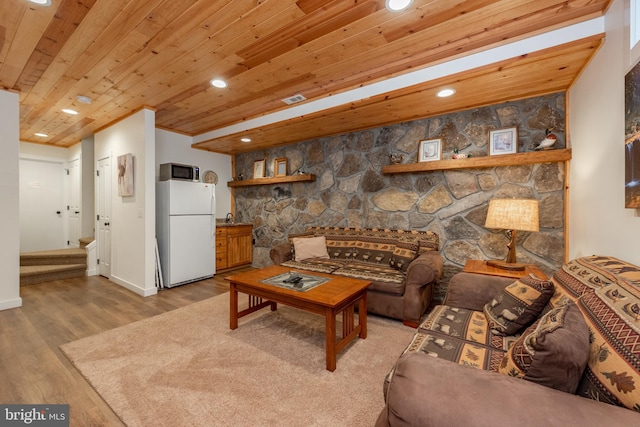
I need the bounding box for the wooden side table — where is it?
[463,259,548,280]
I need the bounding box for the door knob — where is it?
[56,211,61,215]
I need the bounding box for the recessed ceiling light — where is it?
[28,0,51,6]
[35,132,48,137]
[76,95,92,104]
[62,108,78,115]
[240,137,251,143]
[437,88,456,98]
[385,0,413,12]
[210,79,227,88]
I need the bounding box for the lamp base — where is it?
[486,259,526,271]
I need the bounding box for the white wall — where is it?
[19,142,69,159]
[569,0,640,264]
[155,128,232,218]
[80,136,95,238]
[95,109,157,296]
[0,90,21,310]
[19,141,96,246]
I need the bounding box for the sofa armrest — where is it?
[407,251,443,284]
[443,272,515,311]
[402,251,444,327]
[269,242,293,265]
[377,352,640,427]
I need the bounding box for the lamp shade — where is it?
[484,199,539,232]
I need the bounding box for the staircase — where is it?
[20,247,89,286]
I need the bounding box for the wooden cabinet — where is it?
[227,225,253,268]
[216,224,253,272]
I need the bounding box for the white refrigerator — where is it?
[156,180,216,288]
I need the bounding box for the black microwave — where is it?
[159,163,200,182]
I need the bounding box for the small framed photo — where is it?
[253,159,265,178]
[274,158,287,177]
[418,139,441,162]
[489,127,518,155]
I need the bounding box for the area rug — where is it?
[61,292,415,426]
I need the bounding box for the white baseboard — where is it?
[110,275,158,297]
[0,297,23,311]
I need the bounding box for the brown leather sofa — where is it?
[377,256,640,425]
[269,227,443,327]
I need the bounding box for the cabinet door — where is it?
[227,226,253,268]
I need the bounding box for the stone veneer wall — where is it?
[233,93,566,302]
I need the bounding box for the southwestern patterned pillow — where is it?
[484,275,555,336]
[498,300,589,393]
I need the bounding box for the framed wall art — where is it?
[489,127,518,156]
[117,153,134,196]
[625,59,640,208]
[418,139,441,162]
[274,158,287,177]
[253,159,265,179]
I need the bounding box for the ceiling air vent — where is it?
[282,94,307,105]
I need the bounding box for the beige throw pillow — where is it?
[293,236,330,261]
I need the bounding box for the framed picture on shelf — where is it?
[274,158,287,177]
[489,127,518,155]
[253,159,265,178]
[418,139,441,162]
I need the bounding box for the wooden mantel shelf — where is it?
[382,148,572,174]
[227,173,316,187]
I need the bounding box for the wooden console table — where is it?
[463,259,548,280]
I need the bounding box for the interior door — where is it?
[19,158,65,251]
[67,158,81,247]
[96,157,112,278]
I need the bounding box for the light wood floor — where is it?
[0,270,251,426]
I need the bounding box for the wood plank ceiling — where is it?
[0,0,610,154]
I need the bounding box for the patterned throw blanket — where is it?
[281,227,439,290]
[388,255,640,411]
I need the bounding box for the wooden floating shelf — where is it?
[227,174,316,187]
[382,148,572,174]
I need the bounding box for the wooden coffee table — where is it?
[225,265,371,371]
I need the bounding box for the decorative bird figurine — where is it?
[534,128,558,150]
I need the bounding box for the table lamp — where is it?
[484,198,539,271]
